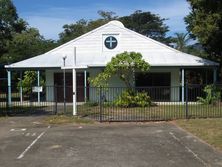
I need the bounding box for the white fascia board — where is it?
[151,64,219,67]
[61,66,88,70]
[87,64,106,67]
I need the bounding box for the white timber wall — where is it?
[45,67,180,102]
[88,67,180,102]
[88,68,127,102]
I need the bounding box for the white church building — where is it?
[5,20,219,113]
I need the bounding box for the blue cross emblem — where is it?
[104,36,118,49]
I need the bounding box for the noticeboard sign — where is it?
[32,86,43,93]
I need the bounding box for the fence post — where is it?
[185,82,189,119]
[6,86,9,116]
[99,86,102,122]
[30,87,33,115]
[54,86,58,115]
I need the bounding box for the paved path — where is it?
[0,116,222,167]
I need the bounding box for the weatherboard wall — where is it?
[45,67,180,102]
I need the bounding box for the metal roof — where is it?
[5,20,219,69]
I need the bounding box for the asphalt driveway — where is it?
[0,116,222,167]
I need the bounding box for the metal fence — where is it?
[77,84,222,122]
[0,86,56,116]
[0,84,222,122]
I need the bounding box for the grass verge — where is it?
[0,116,7,121]
[44,115,95,125]
[175,118,222,150]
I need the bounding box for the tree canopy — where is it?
[58,11,117,43]
[58,10,171,45]
[185,0,222,62]
[1,28,56,63]
[119,10,171,44]
[0,0,26,59]
[17,71,45,95]
[172,33,190,52]
[90,52,150,88]
[0,0,57,64]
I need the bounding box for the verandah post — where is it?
[72,46,77,116]
[213,68,217,84]
[37,70,40,104]
[72,68,77,116]
[7,70,11,107]
[84,70,87,102]
[181,68,185,103]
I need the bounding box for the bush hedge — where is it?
[114,89,151,107]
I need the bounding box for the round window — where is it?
[104,36,118,49]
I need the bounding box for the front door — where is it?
[76,73,85,102]
[54,72,89,102]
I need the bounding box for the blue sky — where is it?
[13,0,190,40]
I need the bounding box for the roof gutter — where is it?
[61,65,88,70]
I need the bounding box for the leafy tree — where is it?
[172,33,190,52]
[186,43,208,58]
[0,0,26,59]
[0,0,57,64]
[185,0,222,63]
[59,10,172,45]
[97,10,118,21]
[58,19,88,44]
[59,11,117,43]
[119,10,171,44]
[171,32,208,58]
[90,52,151,107]
[0,28,57,63]
[17,71,45,95]
[89,52,150,88]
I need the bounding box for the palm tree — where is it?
[173,33,190,52]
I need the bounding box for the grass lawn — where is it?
[76,103,222,121]
[176,118,222,150]
[0,116,7,121]
[44,115,95,125]
[0,106,51,116]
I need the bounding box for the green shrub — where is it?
[135,91,152,107]
[114,89,151,107]
[197,85,221,105]
[17,71,45,95]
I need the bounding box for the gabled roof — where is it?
[5,20,219,69]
